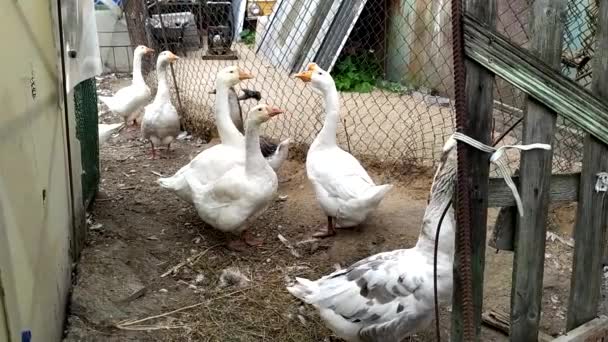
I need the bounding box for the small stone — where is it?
[159,288,168,293]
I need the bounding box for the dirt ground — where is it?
[62,75,607,342]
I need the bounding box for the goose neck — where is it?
[215,83,245,146]
[132,52,145,85]
[315,87,340,147]
[154,63,171,103]
[244,120,267,174]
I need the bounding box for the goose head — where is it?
[216,66,254,88]
[294,63,335,94]
[247,104,285,125]
[134,45,154,57]
[156,50,179,68]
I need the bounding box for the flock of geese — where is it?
[98,45,461,341]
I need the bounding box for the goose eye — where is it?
[317,72,323,75]
[258,108,262,111]
[229,70,234,73]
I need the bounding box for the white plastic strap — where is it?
[451,132,552,217]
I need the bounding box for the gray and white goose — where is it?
[286,137,458,342]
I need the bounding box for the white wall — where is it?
[0,0,74,341]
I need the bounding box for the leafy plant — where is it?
[240,29,256,46]
[332,52,382,93]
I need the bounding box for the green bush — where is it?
[332,53,381,93]
[241,29,256,46]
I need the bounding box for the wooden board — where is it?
[554,316,608,341]
[566,0,608,329]
[488,173,579,208]
[451,0,496,340]
[510,1,567,339]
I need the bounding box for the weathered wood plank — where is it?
[510,1,566,340]
[489,206,516,251]
[567,0,608,330]
[488,174,579,208]
[481,310,553,342]
[554,316,608,341]
[488,174,579,252]
[451,0,496,340]
[463,16,608,147]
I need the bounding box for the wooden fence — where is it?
[453,0,608,340]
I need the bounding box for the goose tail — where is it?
[157,165,193,203]
[266,138,291,172]
[286,277,319,304]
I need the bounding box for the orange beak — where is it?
[167,51,179,62]
[268,106,285,117]
[144,47,155,54]
[238,69,254,80]
[294,70,313,82]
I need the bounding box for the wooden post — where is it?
[510,0,566,342]
[510,0,566,340]
[566,0,608,330]
[451,0,496,340]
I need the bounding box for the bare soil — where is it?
[62,75,606,342]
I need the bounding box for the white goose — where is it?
[294,63,392,237]
[184,104,284,250]
[157,66,254,203]
[141,51,181,159]
[158,66,288,203]
[287,137,458,342]
[99,45,154,129]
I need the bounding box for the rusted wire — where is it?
[451,0,476,339]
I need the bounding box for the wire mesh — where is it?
[74,77,100,207]
[109,0,597,175]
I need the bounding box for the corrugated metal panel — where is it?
[256,0,367,73]
[313,0,368,71]
[291,0,343,74]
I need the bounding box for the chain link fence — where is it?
[108,0,598,175]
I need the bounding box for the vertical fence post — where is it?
[451,0,496,340]
[510,1,567,340]
[567,0,608,330]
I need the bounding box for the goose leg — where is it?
[313,216,336,238]
[242,229,263,246]
[227,239,248,252]
[148,141,157,160]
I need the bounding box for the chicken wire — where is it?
[491,0,599,175]
[113,0,596,174]
[74,77,100,207]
